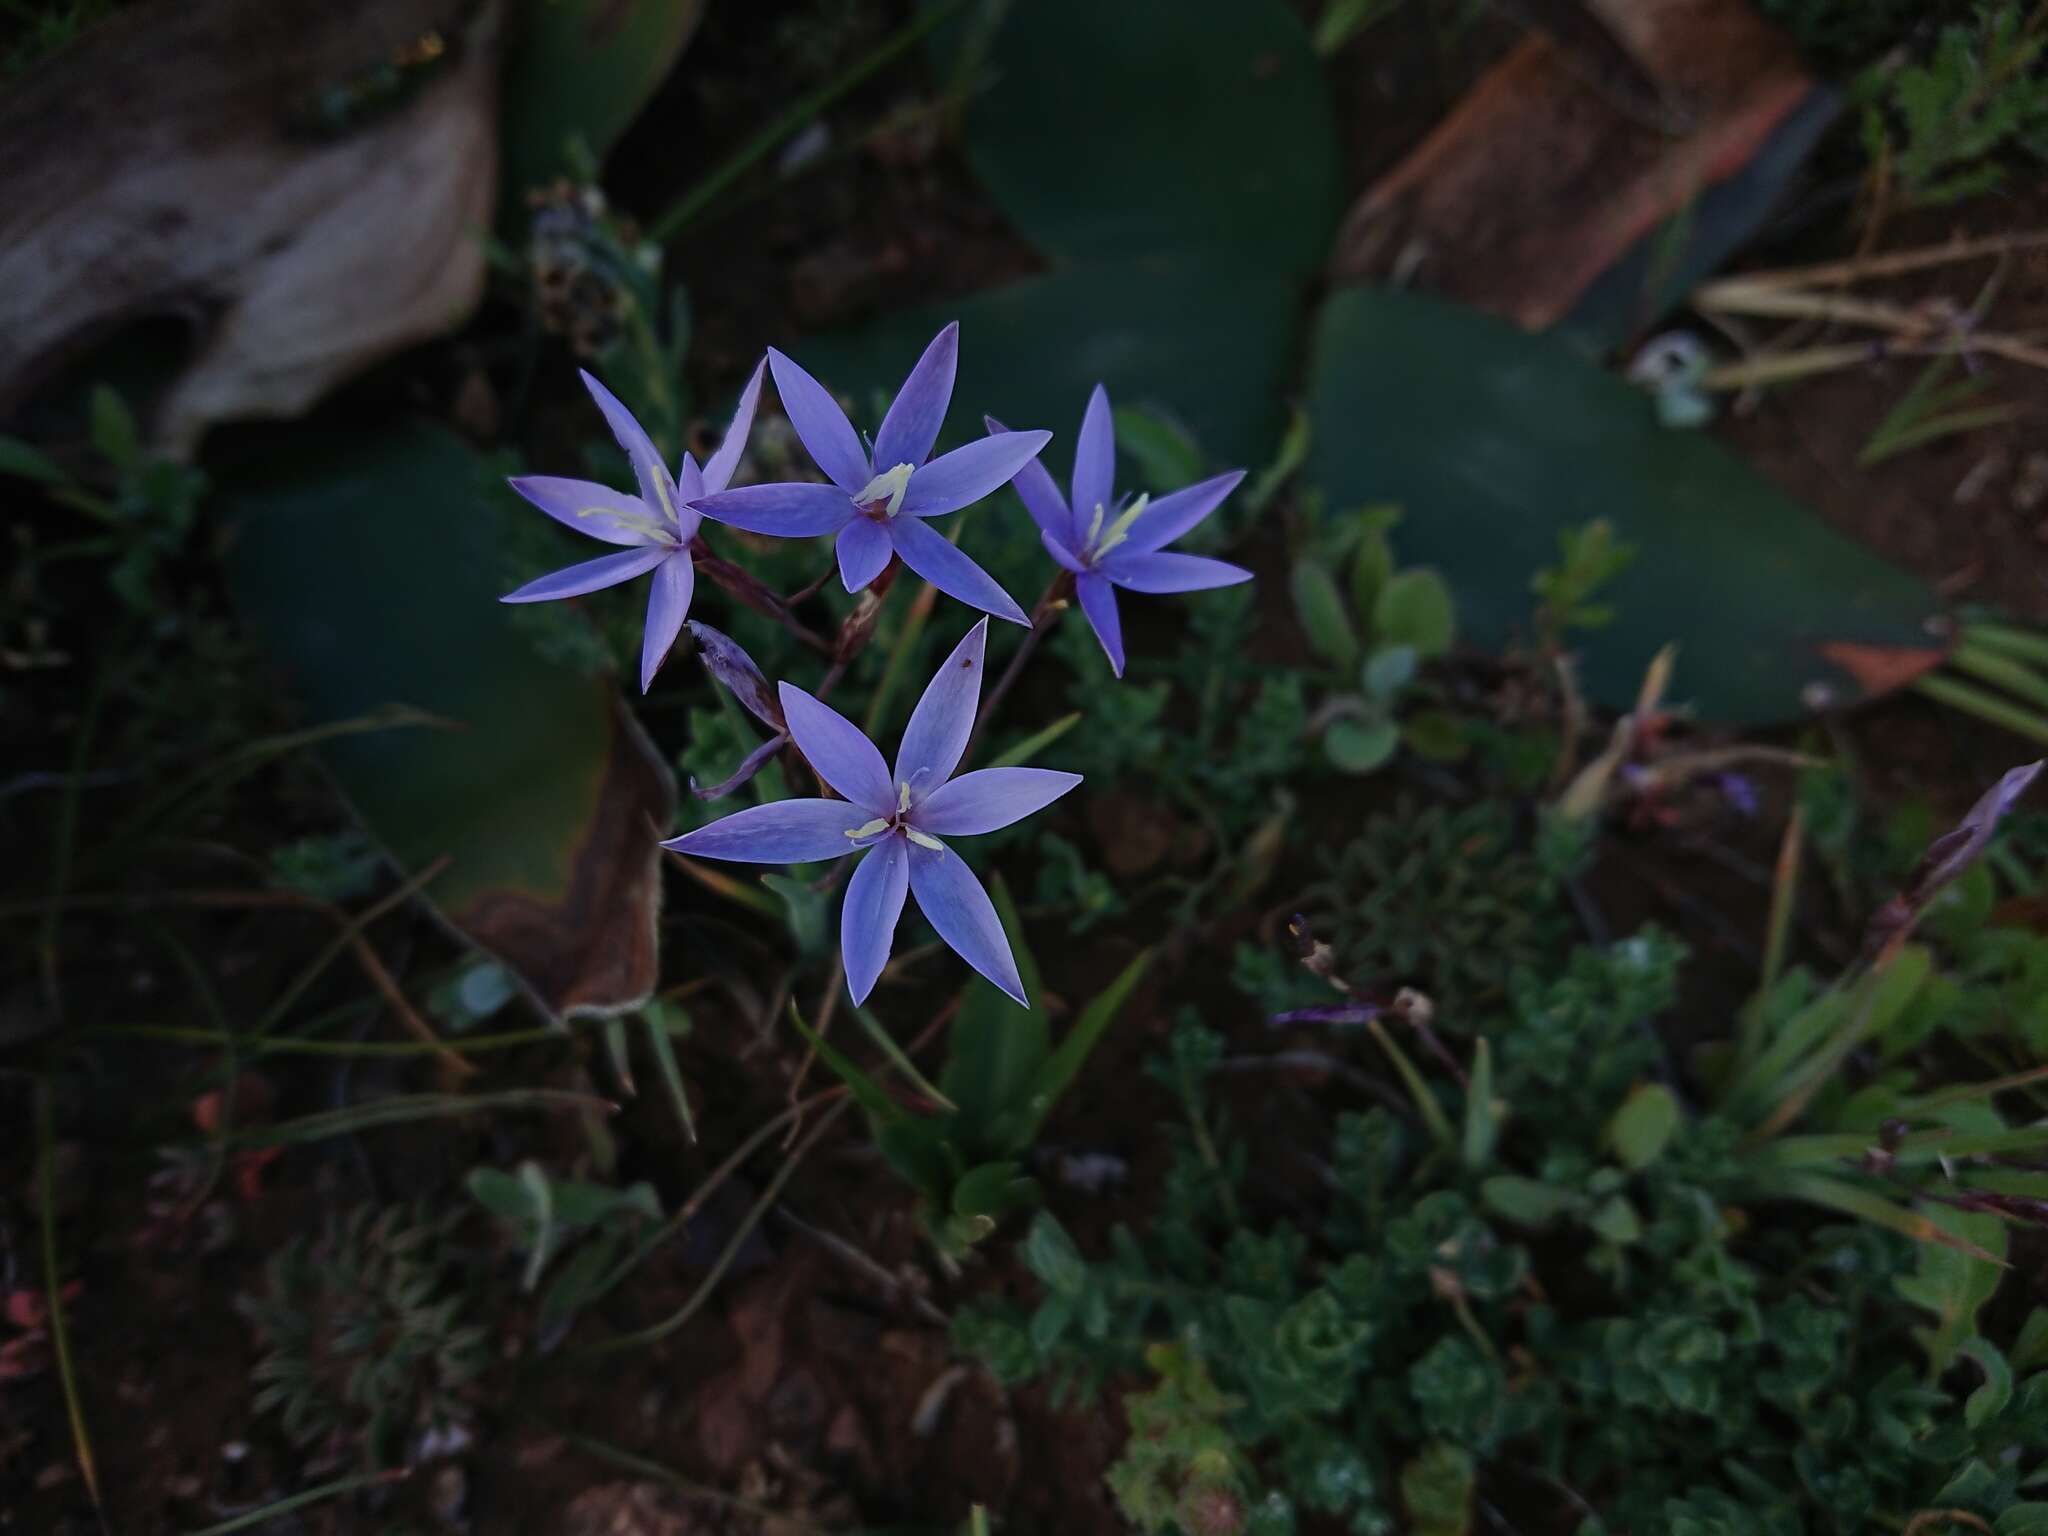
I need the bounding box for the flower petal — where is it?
[836,519,893,593]
[700,355,767,494]
[1040,527,1087,575]
[900,431,1053,519]
[778,682,895,813]
[1070,383,1115,526]
[908,842,1026,1005]
[674,452,705,504]
[887,517,1029,626]
[501,546,669,603]
[1102,551,1253,594]
[685,620,781,726]
[840,837,908,1005]
[580,370,681,525]
[768,348,870,493]
[873,322,957,471]
[914,767,1082,837]
[639,554,694,693]
[693,482,853,538]
[661,798,867,863]
[1122,469,1248,554]
[895,617,987,794]
[507,476,661,547]
[1075,571,1125,677]
[986,415,1071,539]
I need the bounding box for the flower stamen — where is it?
[854,463,916,518]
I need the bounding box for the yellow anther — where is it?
[1095,493,1149,557]
[898,781,913,813]
[854,462,916,517]
[580,505,672,541]
[1085,504,1105,549]
[844,818,890,841]
[906,828,944,852]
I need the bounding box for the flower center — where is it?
[853,462,915,520]
[843,780,945,851]
[578,504,676,543]
[1083,493,1148,561]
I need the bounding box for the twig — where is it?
[38,1082,105,1531]
[964,572,1073,764]
[773,1205,948,1325]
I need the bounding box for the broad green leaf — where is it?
[1363,644,1417,698]
[1403,710,1469,763]
[1998,1504,2048,1535]
[1896,1206,2010,1373]
[1291,557,1360,668]
[955,0,1338,278]
[1588,1194,1642,1245]
[938,877,1050,1149]
[952,1161,1038,1221]
[2014,1308,2048,1373]
[0,435,66,485]
[1347,510,1400,618]
[1401,1441,1474,1536]
[1021,1211,1087,1296]
[1481,1176,1580,1227]
[1607,1083,1681,1170]
[761,873,830,958]
[1113,406,1204,492]
[1375,569,1456,658]
[219,424,675,1015]
[800,254,1305,479]
[1304,288,1942,720]
[499,0,705,213]
[1962,1335,2014,1428]
[1325,717,1399,774]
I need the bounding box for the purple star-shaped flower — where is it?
[502,361,765,692]
[692,324,1048,627]
[662,618,1080,1006]
[991,384,1250,677]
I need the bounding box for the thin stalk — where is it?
[87,1022,560,1058]
[38,635,116,1021]
[584,1097,853,1355]
[1962,621,2048,668]
[965,572,1072,764]
[1914,672,2048,747]
[648,0,970,242]
[1743,806,1805,1071]
[249,857,452,1038]
[182,1471,408,1536]
[39,1083,103,1524]
[559,1431,823,1529]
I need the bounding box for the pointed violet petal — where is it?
[693,482,853,538]
[895,617,987,794]
[580,370,681,525]
[675,452,705,504]
[686,619,781,726]
[986,414,1071,539]
[836,519,893,593]
[888,516,1029,626]
[914,767,1082,837]
[1103,551,1253,594]
[1075,571,1125,676]
[1070,383,1115,528]
[841,836,909,1005]
[778,682,895,813]
[768,348,870,493]
[900,431,1053,518]
[501,545,669,603]
[1122,469,1248,554]
[873,322,958,472]
[689,731,788,801]
[908,842,1026,1005]
[662,798,868,863]
[701,356,767,494]
[1040,528,1087,575]
[639,553,695,693]
[507,476,662,547]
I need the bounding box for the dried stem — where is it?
[965,571,1074,764]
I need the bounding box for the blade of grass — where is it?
[38,1082,103,1527]
[1741,805,1805,1072]
[38,635,117,1022]
[1749,1169,2008,1265]
[233,1089,612,1147]
[182,1470,408,1536]
[1026,948,1152,1137]
[1949,641,2048,712]
[648,0,969,241]
[642,1006,698,1145]
[863,570,944,737]
[1962,621,2048,669]
[664,852,782,918]
[87,1019,560,1058]
[1915,673,2048,747]
[249,857,451,1039]
[987,711,1082,770]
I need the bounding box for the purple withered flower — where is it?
[662,618,1080,1006]
[692,324,1047,627]
[683,620,789,802]
[990,384,1249,677]
[502,361,766,692]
